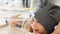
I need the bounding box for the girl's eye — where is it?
[34,29,39,32]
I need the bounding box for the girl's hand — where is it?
[52,21,60,34]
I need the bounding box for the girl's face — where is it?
[32,19,47,34]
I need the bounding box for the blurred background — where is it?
[0,0,41,18]
[0,0,41,34]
